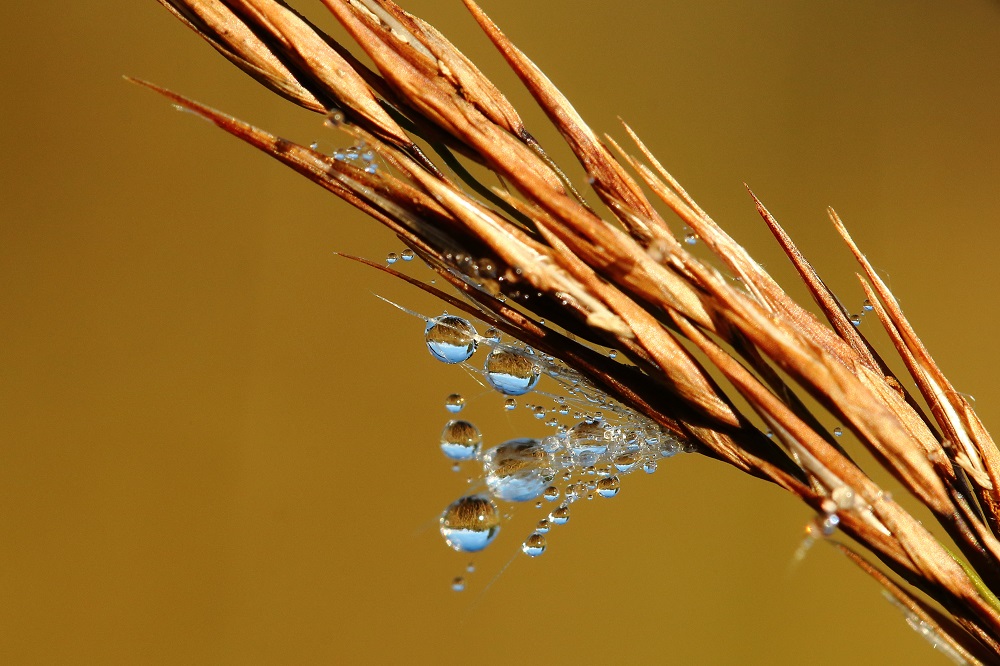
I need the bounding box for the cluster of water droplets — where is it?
[309,139,380,174]
[421,311,690,589]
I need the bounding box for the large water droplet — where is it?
[425,315,478,364]
[596,476,621,498]
[484,348,540,395]
[483,438,552,502]
[522,532,547,557]
[439,494,501,552]
[440,420,483,460]
[444,393,466,413]
[567,421,609,458]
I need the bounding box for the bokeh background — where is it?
[3,1,1000,663]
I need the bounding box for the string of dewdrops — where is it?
[381,250,692,592]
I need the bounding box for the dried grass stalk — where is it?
[136,0,1000,659]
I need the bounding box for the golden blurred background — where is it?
[3,1,1000,663]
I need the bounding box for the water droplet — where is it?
[483,438,552,502]
[643,460,658,474]
[614,452,640,472]
[444,394,466,413]
[567,421,609,459]
[608,349,618,359]
[425,315,478,364]
[484,348,541,395]
[536,518,551,534]
[543,486,560,502]
[564,483,581,503]
[401,249,414,261]
[684,233,697,245]
[451,576,465,592]
[309,141,320,150]
[484,327,501,343]
[549,505,570,525]
[522,532,547,557]
[833,427,843,437]
[862,299,874,312]
[765,430,774,439]
[440,420,483,460]
[532,405,546,420]
[596,476,621,498]
[439,495,501,552]
[361,150,375,162]
[503,397,517,411]
[466,561,475,573]
[364,164,378,174]
[386,252,399,264]
[850,314,861,326]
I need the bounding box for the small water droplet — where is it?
[386,252,399,264]
[597,476,621,498]
[364,164,378,174]
[503,397,517,411]
[862,299,874,312]
[444,393,466,413]
[400,249,414,261]
[608,350,618,359]
[765,430,774,439]
[361,150,375,162]
[614,452,640,473]
[451,463,460,473]
[549,505,570,525]
[643,459,658,474]
[833,427,843,437]
[451,576,465,592]
[483,327,501,342]
[484,348,541,396]
[536,518,551,534]
[543,486,560,502]
[849,314,861,326]
[425,315,478,364]
[466,561,475,573]
[684,233,697,245]
[522,532,547,557]
[440,420,483,460]
[439,495,501,552]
